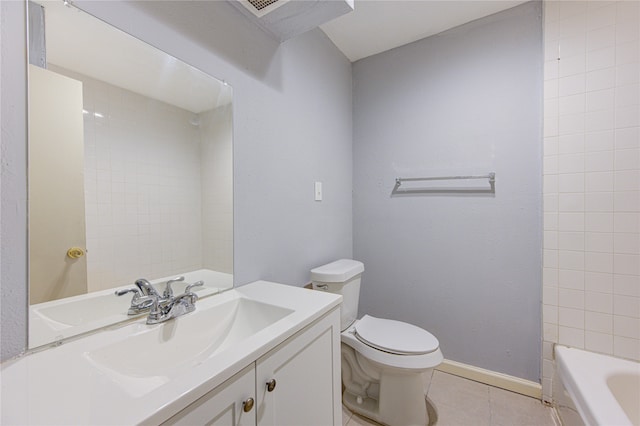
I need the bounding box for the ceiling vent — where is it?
[238,0,290,18]
[229,0,354,42]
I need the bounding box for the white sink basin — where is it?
[84,296,293,395]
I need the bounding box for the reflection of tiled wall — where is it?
[52,66,204,291]
[200,106,233,274]
[542,1,639,402]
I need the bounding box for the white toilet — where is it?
[311,259,443,426]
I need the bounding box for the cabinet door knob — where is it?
[266,379,277,392]
[243,397,254,413]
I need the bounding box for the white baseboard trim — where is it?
[436,359,542,399]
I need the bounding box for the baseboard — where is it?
[436,359,542,399]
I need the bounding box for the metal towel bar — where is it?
[395,173,495,187]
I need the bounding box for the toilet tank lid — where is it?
[310,259,364,283]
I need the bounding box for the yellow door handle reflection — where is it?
[66,247,85,259]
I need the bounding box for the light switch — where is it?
[315,181,322,201]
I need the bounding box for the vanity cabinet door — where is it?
[256,308,341,426]
[163,365,257,426]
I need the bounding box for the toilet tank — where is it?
[311,259,364,331]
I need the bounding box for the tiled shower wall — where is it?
[52,66,232,291]
[542,0,639,401]
[200,106,233,274]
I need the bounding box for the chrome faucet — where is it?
[163,276,185,299]
[146,281,204,324]
[116,277,177,315]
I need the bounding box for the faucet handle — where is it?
[115,287,141,297]
[185,280,204,294]
[164,276,185,299]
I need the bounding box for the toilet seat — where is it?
[354,315,439,355]
[341,319,443,371]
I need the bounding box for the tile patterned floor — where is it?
[342,371,558,426]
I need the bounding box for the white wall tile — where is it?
[544,267,560,287]
[545,212,559,230]
[545,1,640,369]
[614,294,640,318]
[614,335,640,359]
[560,193,585,211]
[614,315,640,339]
[559,74,586,96]
[585,232,614,252]
[559,326,585,347]
[585,330,614,354]
[586,25,616,51]
[560,307,585,328]
[616,40,639,65]
[585,109,615,132]
[559,250,586,270]
[559,133,585,154]
[559,231,585,250]
[614,191,639,212]
[545,59,560,80]
[585,150,614,172]
[615,84,639,109]
[544,249,559,268]
[586,88,615,111]
[559,94,586,115]
[585,192,614,211]
[616,63,640,87]
[545,194,560,212]
[585,130,615,151]
[586,212,614,232]
[587,3,616,30]
[614,212,640,233]
[615,105,640,128]
[545,230,559,249]
[585,311,613,333]
[614,170,639,191]
[585,251,614,273]
[559,1,586,21]
[545,136,560,156]
[586,47,616,72]
[615,14,640,45]
[559,212,585,231]
[559,173,585,192]
[544,304,559,325]
[559,288,585,309]
[559,268,585,289]
[544,322,559,343]
[586,290,613,313]
[545,156,559,174]
[615,149,640,171]
[614,274,640,297]
[586,271,613,293]
[614,253,640,275]
[585,171,614,192]
[586,67,615,91]
[560,54,586,77]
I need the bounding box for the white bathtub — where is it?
[554,345,640,426]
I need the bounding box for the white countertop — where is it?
[1,281,341,425]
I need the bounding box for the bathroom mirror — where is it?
[27,0,233,348]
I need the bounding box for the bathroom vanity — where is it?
[1,282,342,425]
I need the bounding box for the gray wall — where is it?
[352,2,543,381]
[0,0,353,360]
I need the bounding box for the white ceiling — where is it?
[320,1,528,62]
[39,0,231,113]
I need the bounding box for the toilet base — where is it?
[341,345,432,426]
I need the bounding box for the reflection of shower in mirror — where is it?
[27,0,234,348]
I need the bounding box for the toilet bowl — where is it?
[311,259,443,426]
